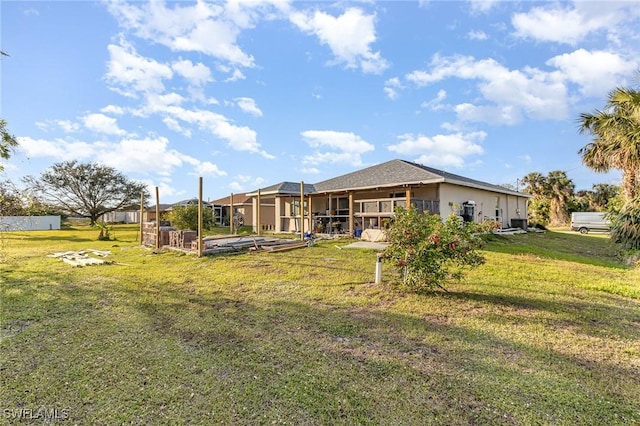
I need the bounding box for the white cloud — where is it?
[467,30,488,41]
[300,167,320,174]
[406,54,569,123]
[235,97,263,117]
[546,49,638,98]
[99,136,194,176]
[34,120,80,133]
[56,120,80,133]
[301,130,374,167]
[17,137,95,160]
[105,0,285,68]
[387,131,485,168]
[290,7,388,74]
[142,93,185,113]
[162,117,192,138]
[82,113,127,136]
[18,134,227,184]
[172,59,213,86]
[454,103,521,126]
[421,89,448,111]
[157,105,274,159]
[229,181,244,192]
[229,175,265,192]
[105,40,173,96]
[100,105,125,115]
[193,161,227,177]
[140,178,184,200]
[511,2,635,45]
[468,0,500,13]
[384,77,403,100]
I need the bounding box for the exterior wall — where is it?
[438,183,527,227]
[250,183,527,233]
[250,200,276,232]
[0,215,61,231]
[103,211,140,224]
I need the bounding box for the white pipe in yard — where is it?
[375,253,383,284]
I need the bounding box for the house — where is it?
[246,159,530,235]
[210,194,276,230]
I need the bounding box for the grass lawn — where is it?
[1,225,639,425]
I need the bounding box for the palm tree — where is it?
[591,183,619,210]
[574,189,595,211]
[521,172,546,197]
[578,86,640,205]
[546,171,575,226]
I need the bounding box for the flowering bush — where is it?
[382,206,485,293]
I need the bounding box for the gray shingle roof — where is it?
[313,159,439,191]
[247,181,316,196]
[248,159,528,198]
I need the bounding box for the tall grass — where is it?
[1,225,638,424]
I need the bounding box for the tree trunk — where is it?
[549,199,569,227]
[622,170,638,204]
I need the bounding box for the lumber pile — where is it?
[47,250,112,267]
[197,236,310,256]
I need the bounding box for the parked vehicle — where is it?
[570,212,611,234]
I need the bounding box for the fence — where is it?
[0,216,61,231]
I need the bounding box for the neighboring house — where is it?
[210,194,275,230]
[246,159,530,234]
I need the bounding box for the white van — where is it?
[570,212,611,234]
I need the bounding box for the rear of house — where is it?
[570,212,611,234]
[247,159,530,236]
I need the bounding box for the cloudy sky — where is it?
[2,1,639,202]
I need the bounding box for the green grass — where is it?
[1,225,639,425]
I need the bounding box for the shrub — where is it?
[168,205,214,231]
[382,206,485,293]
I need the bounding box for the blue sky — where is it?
[2,0,639,203]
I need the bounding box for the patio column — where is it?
[405,187,411,208]
[275,197,282,233]
[257,189,262,235]
[348,191,354,236]
[308,194,313,235]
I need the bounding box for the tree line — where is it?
[522,80,639,250]
[520,171,619,227]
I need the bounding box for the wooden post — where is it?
[155,186,161,249]
[257,189,262,236]
[139,192,144,244]
[300,181,304,240]
[405,187,411,208]
[229,193,233,234]
[198,177,203,257]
